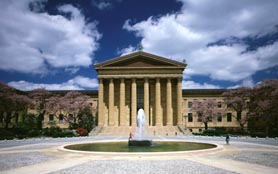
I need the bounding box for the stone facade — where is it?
[94,51,186,128]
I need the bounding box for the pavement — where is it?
[0,136,277,174]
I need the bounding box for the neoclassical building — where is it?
[1,51,246,135]
[93,51,246,135]
[94,51,186,128]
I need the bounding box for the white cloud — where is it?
[0,0,101,74]
[123,0,278,82]
[8,76,98,91]
[91,0,123,10]
[94,1,112,10]
[182,80,220,89]
[117,45,137,56]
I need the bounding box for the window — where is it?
[188,113,193,122]
[0,113,3,123]
[208,116,212,122]
[49,114,54,121]
[217,113,222,122]
[197,113,202,122]
[218,102,222,108]
[237,112,241,121]
[227,103,232,108]
[69,114,73,122]
[15,113,19,123]
[246,101,250,108]
[227,113,232,122]
[59,114,64,123]
[188,102,192,108]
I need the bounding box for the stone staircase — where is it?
[90,126,191,136]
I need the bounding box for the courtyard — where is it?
[0,136,277,174]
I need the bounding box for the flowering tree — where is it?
[249,80,278,135]
[222,87,251,130]
[0,82,33,129]
[46,91,91,129]
[191,99,225,130]
[62,91,91,127]
[29,88,50,129]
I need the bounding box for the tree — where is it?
[191,99,225,130]
[222,87,251,130]
[46,91,91,129]
[29,88,50,130]
[77,106,95,131]
[62,91,91,128]
[0,82,33,129]
[249,80,278,136]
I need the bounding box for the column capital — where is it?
[177,77,183,81]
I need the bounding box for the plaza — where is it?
[0,136,278,174]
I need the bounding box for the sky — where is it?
[0,0,277,91]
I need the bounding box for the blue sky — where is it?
[0,0,277,90]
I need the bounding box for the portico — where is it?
[94,51,186,128]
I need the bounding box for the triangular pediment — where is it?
[94,51,186,69]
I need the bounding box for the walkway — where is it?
[0,136,277,174]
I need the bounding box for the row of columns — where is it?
[98,78,183,127]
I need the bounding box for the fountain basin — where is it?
[128,140,152,146]
[62,140,217,153]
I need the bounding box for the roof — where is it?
[183,89,227,97]
[94,51,186,70]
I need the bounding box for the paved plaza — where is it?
[0,136,278,174]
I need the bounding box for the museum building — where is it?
[0,51,246,135]
[92,51,245,135]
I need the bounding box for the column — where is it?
[108,79,114,126]
[119,78,126,126]
[155,78,162,126]
[166,78,173,126]
[131,78,137,127]
[177,78,183,126]
[98,78,104,126]
[144,78,149,126]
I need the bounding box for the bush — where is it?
[61,130,76,137]
[76,128,88,136]
[42,126,62,137]
[250,132,267,138]
[42,126,76,138]
[27,129,40,137]
[0,129,15,140]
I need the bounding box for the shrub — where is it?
[42,126,62,137]
[76,128,88,136]
[0,129,15,140]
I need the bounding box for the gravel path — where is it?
[0,152,58,171]
[224,151,278,169]
[0,136,277,174]
[49,159,239,174]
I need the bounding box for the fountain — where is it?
[61,109,219,154]
[128,108,152,146]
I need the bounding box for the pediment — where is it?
[94,51,186,69]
